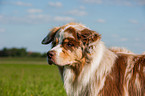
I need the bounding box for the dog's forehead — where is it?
[57,23,87,39]
[62,23,87,30]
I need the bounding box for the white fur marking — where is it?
[143,67,145,73]
[124,56,134,96]
[63,24,87,32]
[123,85,129,96]
[63,41,117,96]
[51,44,62,55]
[135,73,140,89]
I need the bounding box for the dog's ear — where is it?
[78,29,101,45]
[42,27,60,44]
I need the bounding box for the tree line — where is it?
[0,47,47,57]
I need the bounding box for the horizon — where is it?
[0,0,145,54]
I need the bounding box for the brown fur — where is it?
[110,47,134,54]
[42,23,145,96]
[79,28,101,45]
[99,55,128,96]
[99,54,145,96]
[71,57,86,81]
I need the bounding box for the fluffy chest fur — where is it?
[62,41,117,96]
[62,49,145,96]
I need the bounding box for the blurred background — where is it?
[0,0,145,96]
[0,0,145,54]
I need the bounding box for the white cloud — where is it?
[0,15,3,19]
[1,1,32,7]
[137,0,145,5]
[0,14,50,24]
[0,14,75,24]
[25,14,51,24]
[83,0,102,4]
[120,38,128,42]
[81,0,145,6]
[112,34,119,38]
[14,1,32,6]
[139,24,145,31]
[0,28,5,33]
[27,9,43,13]
[48,2,62,7]
[80,6,85,9]
[26,14,50,21]
[67,9,87,16]
[97,19,106,23]
[54,16,75,22]
[129,19,138,24]
[124,1,132,6]
[134,38,140,41]
[13,10,19,14]
[27,14,45,19]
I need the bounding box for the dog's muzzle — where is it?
[47,51,56,65]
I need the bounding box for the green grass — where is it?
[0,57,66,96]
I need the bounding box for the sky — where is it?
[0,0,145,53]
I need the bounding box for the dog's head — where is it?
[42,23,101,66]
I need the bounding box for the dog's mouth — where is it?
[47,58,63,66]
[47,58,72,66]
[47,58,55,65]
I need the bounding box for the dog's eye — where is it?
[67,43,74,47]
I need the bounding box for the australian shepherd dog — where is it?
[42,23,145,96]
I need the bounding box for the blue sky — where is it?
[0,0,145,53]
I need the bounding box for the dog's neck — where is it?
[62,41,117,96]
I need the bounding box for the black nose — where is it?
[47,51,55,59]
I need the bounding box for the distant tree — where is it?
[0,48,9,57]
[0,47,46,58]
[8,48,27,57]
[41,53,47,57]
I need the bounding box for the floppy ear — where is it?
[42,27,60,44]
[79,29,101,45]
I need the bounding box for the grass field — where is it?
[0,57,66,96]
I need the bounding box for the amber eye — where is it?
[55,38,58,43]
[67,42,74,47]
